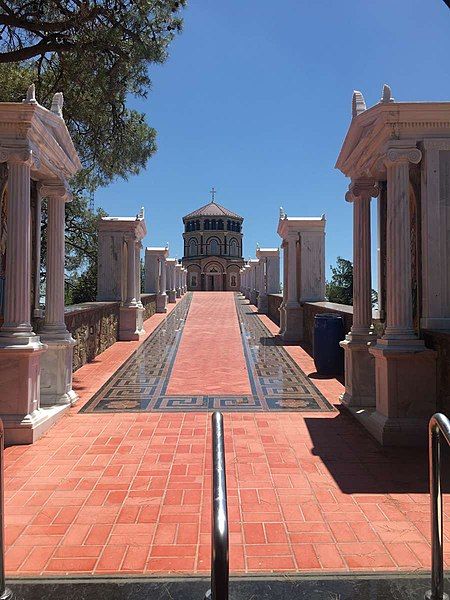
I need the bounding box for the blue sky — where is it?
[95,0,450,285]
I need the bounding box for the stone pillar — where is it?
[257,258,267,312]
[175,264,182,298]
[167,259,176,303]
[159,256,168,311]
[135,242,143,308]
[0,151,49,444]
[279,242,287,334]
[340,179,378,407]
[368,144,437,445]
[249,261,258,305]
[33,187,43,318]
[282,233,302,342]
[119,235,144,340]
[39,182,77,407]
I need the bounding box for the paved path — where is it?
[166,292,251,396]
[3,293,443,576]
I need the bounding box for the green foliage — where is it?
[0,1,186,302]
[326,256,379,308]
[326,257,353,305]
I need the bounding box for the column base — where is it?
[39,335,77,407]
[257,293,268,314]
[250,290,258,305]
[176,288,181,298]
[156,293,168,313]
[2,405,70,446]
[366,341,437,445]
[340,335,376,408]
[280,303,303,342]
[345,406,429,447]
[279,302,286,335]
[119,305,145,341]
[168,290,176,303]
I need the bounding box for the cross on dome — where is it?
[210,187,217,202]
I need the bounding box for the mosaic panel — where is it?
[82,294,334,413]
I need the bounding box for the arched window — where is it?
[227,220,231,231]
[208,238,220,255]
[211,219,217,230]
[188,238,198,257]
[229,239,238,257]
[195,220,200,231]
[204,219,210,230]
[218,220,224,230]
[236,222,241,232]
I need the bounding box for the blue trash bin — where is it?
[313,313,345,376]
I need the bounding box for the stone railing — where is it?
[267,294,283,325]
[64,293,157,372]
[141,293,157,320]
[64,301,120,371]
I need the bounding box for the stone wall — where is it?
[267,294,283,325]
[141,293,157,321]
[65,302,120,372]
[423,330,450,414]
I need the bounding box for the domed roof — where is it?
[183,201,243,220]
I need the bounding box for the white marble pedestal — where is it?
[257,293,268,314]
[0,342,67,445]
[340,335,376,407]
[119,305,145,341]
[168,290,176,303]
[280,303,303,342]
[362,342,437,446]
[40,335,77,406]
[156,293,168,313]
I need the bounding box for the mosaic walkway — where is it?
[82,293,332,413]
[3,293,443,576]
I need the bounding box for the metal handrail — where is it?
[205,412,229,600]
[0,420,12,600]
[426,413,450,600]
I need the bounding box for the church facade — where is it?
[182,198,244,291]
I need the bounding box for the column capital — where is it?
[345,178,379,202]
[384,145,422,167]
[39,179,71,202]
[0,146,35,167]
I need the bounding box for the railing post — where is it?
[426,414,450,600]
[205,412,229,600]
[0,420,12,600]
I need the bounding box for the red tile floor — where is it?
[3,293,444,576]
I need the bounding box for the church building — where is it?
[182,191,244,291]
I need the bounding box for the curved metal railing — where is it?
[426,413,450,600]
[205,412,229,600]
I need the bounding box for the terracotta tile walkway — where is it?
[3,293,442,576]
[166,292,250,396]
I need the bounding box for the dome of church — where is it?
[183,201,243,221]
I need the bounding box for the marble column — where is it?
[340,179,378,407]
[33,187,43,318]
[167,260,176,303]
[175,265,182,298]
[0,151,48,444]
[368,145,436,445]
[279,241,287,334]
[135,242,143,308]
[250,262,258,305]
[40,182,77,406]
[257,258,267,313]
[282,233,302,341]
[119,235,144,340]
[159,257,168,311]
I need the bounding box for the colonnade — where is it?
[144,248,187,310]
[0,88,82,444]
[240,246,281,314]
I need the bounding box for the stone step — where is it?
[8,573,438,600]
